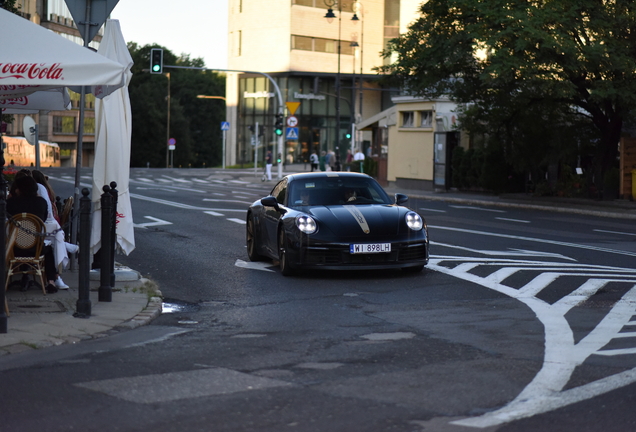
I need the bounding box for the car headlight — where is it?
[296,215,317,234]
[405,211,423,231]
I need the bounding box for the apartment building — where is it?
[3,0,102,167]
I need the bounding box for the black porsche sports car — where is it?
[246,172,429,275]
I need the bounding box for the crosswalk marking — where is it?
[431,256,636,428]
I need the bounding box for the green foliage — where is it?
[127,43,225,167]
[0,0,19,13]
[379,0,633,186]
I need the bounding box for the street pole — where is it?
[165,72,171,168]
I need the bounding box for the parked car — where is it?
[246,172,429,275]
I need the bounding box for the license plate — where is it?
[350,243,391,254]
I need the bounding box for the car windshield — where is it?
[289,177,392,206]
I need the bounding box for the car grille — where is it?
[302,243,427,266]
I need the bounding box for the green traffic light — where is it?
[152,65,161,72]
[275,128,283,136]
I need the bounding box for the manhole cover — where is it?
[8,300,66,313]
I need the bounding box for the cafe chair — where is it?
[5,213,48,311]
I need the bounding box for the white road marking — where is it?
[594,229,636,236]
[418,207,447,213]
[227,218,246,225]
[161,175,191,184]
[426,255,636,428]
[133,216,173,229]
[130,193,246,212]
[449,205,506,213]
[234,259,275,272]
[212,193,225,196]
[430,225,636,257]
[192,179,208,184]
[203,198,253,205]
[431,241,576,261]
[204,211,224,217]
[495,217,530,223]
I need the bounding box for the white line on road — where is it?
[227,218,246,224]
[235,259,275,272]
[594,229,636,236]
[495,217,531,223]
[449,205,506,213]
[133,216,173,229]
[204,211,224,217]
[430,225,636,257]
[418,207,447,213]
[203,198,253,205]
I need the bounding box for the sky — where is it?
[110,0,228,69]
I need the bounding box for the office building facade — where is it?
[225,0,425,167]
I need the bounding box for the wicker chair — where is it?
[5,213,47,315]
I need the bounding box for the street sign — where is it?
[286,101,301,116]
[168,138,176,146]
[221,121,230,130]
[286,127,299,140]
[286,116,298,127]
[65,0,119,44]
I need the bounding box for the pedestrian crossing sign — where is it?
[286,127,299,140]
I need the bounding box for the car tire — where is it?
[278,229,295,276]
[246,214,264,261]
[402,265,424,273]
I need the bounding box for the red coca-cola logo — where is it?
[0,63,64,81]
[0,96,29,106]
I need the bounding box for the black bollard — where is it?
[98,185,112,302]
[75,188,92,317]
[109,181,118,287]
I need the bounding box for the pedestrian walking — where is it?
[265,150,273,181]
[319,151,327,171]
[309,151,319,172]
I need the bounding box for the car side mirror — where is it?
[395,193,409,205]
[261,196,286,214]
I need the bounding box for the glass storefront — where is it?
[238,74,352,165]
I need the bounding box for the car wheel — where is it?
[402,265,424,273]
[278,229,295,276]
[246,214,263,261]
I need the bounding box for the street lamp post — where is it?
[324,0,342,158]
[197,95,227,168]
[352,1,363,153]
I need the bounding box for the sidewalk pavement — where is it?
[3,164,633,355]
[1,266,162,355]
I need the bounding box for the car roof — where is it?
[285,172,373,182]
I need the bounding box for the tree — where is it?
[127,43,225,168]
[379,0,636,195]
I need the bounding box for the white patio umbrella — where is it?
[90,19,135,257]
[0,8,125,97]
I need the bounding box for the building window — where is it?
[292,35,353,55]
[292,0,313,6]
[401,111,414,127]
[238,30,242,56]
[419,110,433,127]
[84,117,95,135]
[53,116,76,134]
[292,35,313,51]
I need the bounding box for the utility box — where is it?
[620,137,636,199]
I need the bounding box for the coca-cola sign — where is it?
[0,63,64,81]
[0,96,29,106]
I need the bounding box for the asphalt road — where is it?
[2,167,636,432]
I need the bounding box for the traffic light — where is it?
[150,48,163,74]
[274,114,283,136]
[345,132,352,139]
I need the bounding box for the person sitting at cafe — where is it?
[6,175,60,293]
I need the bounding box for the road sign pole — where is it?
[222,129,226,170]
[254,122,259,176]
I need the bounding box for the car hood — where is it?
[307,204,404,237]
